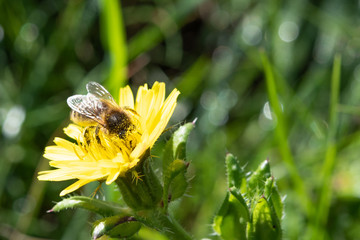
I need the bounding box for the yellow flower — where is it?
[38,82,180,196]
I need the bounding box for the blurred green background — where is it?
[1,0,360,239]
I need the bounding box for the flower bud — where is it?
[92,215,141,239]
[116,157,163,210]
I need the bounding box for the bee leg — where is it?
[83,127,92,146]
[94,125,102,144]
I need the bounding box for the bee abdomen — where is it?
[70,110,97,126]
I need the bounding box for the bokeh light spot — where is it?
[278,21,299,43]
[2,105,26,139]
[20,23,39,42]
[241,23,262,46]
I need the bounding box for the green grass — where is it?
[100,0,127,93]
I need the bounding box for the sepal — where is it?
[50,196,130,217]
[116,156,163,210]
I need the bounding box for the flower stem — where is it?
[155,212,193,240]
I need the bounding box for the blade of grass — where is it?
[337,104,360,115]
[310,54,341,239]
[100,0,128,95]
[260,50,312,217]
[176,55,210,98]
[127,0,206,61]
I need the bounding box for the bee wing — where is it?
[67,94,106,125]
[86,82,115,102]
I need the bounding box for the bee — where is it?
[67,82,140,143]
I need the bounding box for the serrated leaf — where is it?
[249,197,281,240]
[51,196,130,217]
[270,188,284,220]
[264,176,283,221]
[214,191,249,240]
[226,153,245,189]
[270,183,284,221]
[169,169,188,200]
[248,160,271,193]
[230,187,250,221]
[264,177,274,199]
[162,159,188,209]
[163,122,194,171]
[162,122,194,209]
[173,122,195,160]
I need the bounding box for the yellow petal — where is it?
[38,169,78,181]
[148,88,180,146]
[44,146,80,161]
[136,89,154,122]
[130,141,148,159]
[54,137,82,153]
[64,124,83,140]
[60,179,93,196]
[151,82,165,114]
[119,85,134,109]
[106,169,120,184]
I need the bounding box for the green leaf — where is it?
[264,177,283,221]
[172,122,195,160]
[248,160,271,193]
[168,164,188,200]
[229,187,250,221]
[50,196,130,217]
[162,159,189,210]
[213,191,249,240]
[162,122,194,209]
[92,215,141,239]
[225,153,245,189]
[249,197,281,240]
[264,177,274,199]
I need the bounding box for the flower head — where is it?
[38,82,180,196]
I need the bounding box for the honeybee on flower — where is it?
[38,82,180,196]
[67,82,142,149]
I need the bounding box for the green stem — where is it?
[159,213,193,240]
[140,211,192,240]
